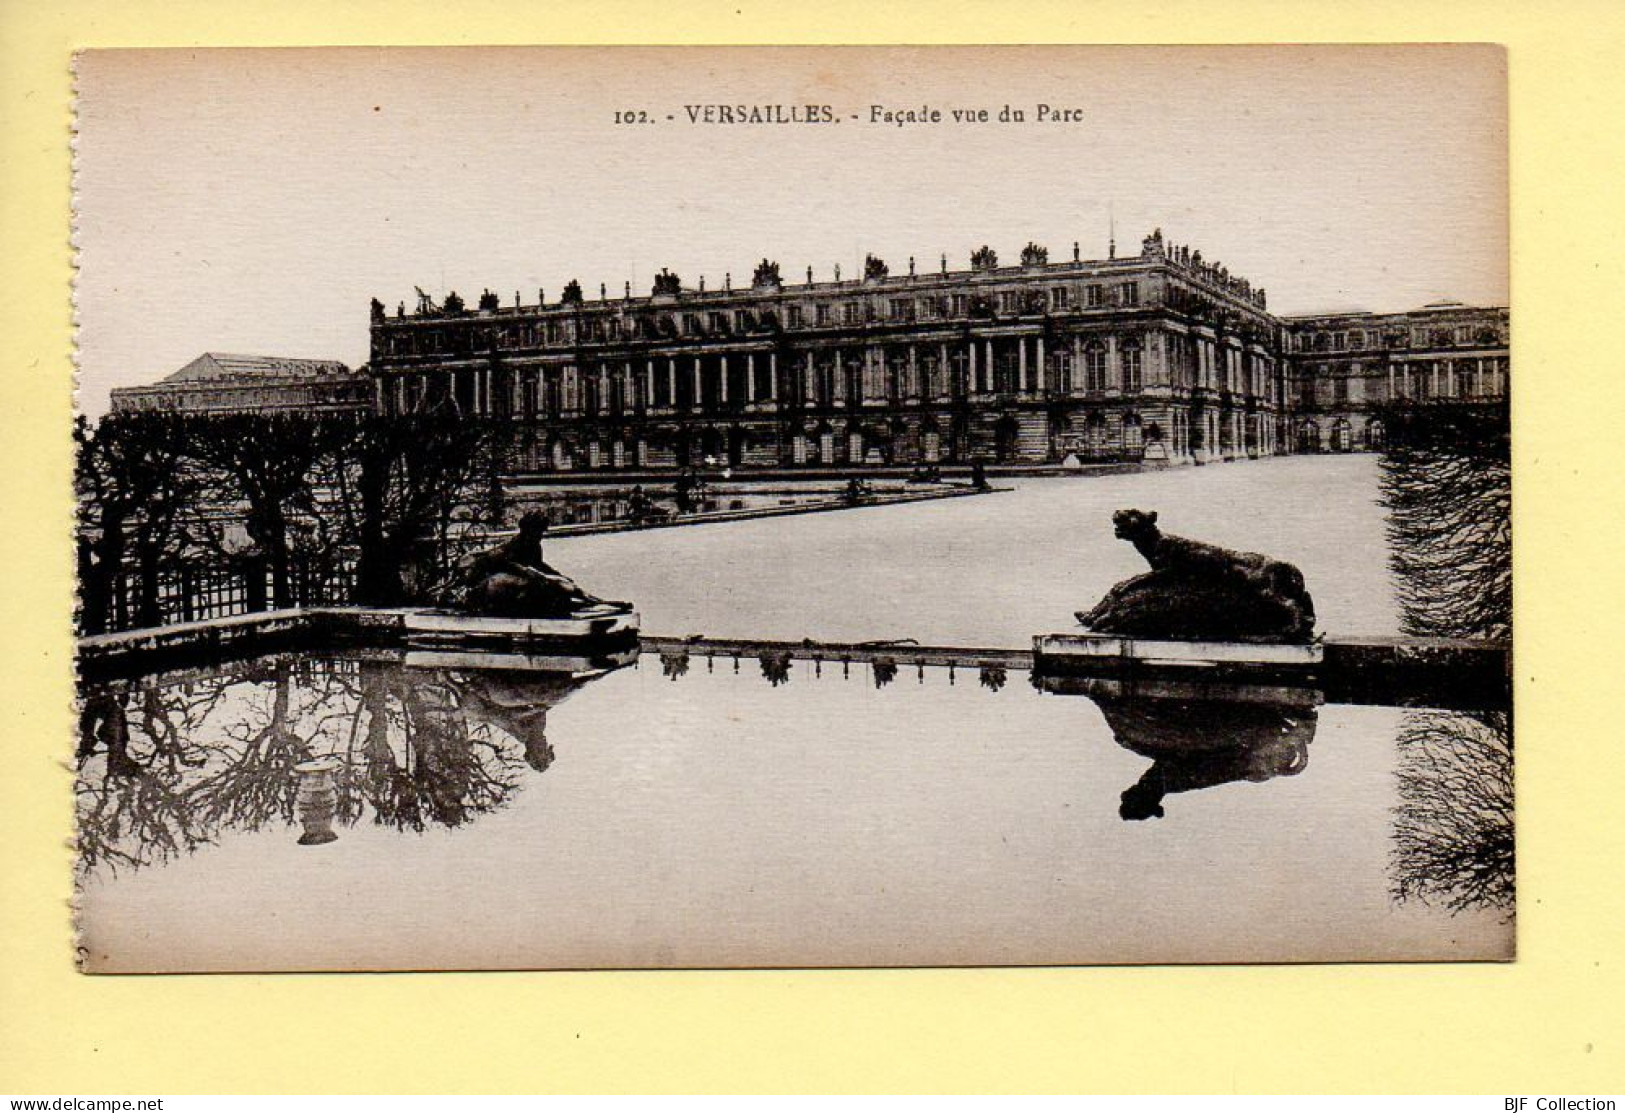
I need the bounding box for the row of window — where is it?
[380,283,1149,357]
[387,338,1170,419]
[1292,322,1506,353]
[1296,357,1509,405]
[113,386,367,412]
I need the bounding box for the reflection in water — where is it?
[1379,406,1514,914]
[1089,687,1318,821]
[659,650,691,680]
[1390,710,1514,914]
[871,657,898,689]
[759,651,792,686]
[76,655,624,871]
[294,757,341,845]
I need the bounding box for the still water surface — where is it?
[545,456,1398,644]
[76,456,1509,970]
[76,650,1511,971]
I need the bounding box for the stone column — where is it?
[1035,335,1045,394]
[746,352,756,404]
[805,351,816,403]
[984,340,994,393]
[968,341,978,395]
[1107,335,1120,391]
[1018,336,1028,393]
[832,349,846,405]
[938,342,949,400]
[1072,336,1082,396]
[667,358,677,410]
[719,354,729,405]
[692,356,703,412]
[769,352,778,401]
[908,345,918,402]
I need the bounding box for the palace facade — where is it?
[365,231,1508,472]
[111,353,371,416]
[1281,303,1510,453]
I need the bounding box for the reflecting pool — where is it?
[543,456,1398,645]
[75,648,1511,971]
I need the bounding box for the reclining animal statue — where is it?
[1075,508,1316,643]
[454,511,628,619]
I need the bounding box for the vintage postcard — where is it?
[71,44,1511,972]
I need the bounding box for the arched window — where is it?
[1122,413,1144,456]
[1331,419,1353,452]
[1052,349,1072,394]
[1364,419,1386,451]
[1121,340,1143,393]
[1296,420,1320,454]
[1085,411,1109,457]
[1084,343,1107,393]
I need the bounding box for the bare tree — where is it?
[186,414,355,610]
[74,413,207,631]
[323,414,513,606]
[1376,402,1511,640]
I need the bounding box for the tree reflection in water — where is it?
[75,655,617,872]
[1391,710,1513,913]
[1378,402,1514,915]
[758,650,792,686]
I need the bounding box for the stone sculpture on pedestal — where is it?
[1076,509,1316,643]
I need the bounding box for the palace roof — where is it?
[157,353,357,385]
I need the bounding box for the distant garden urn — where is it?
[1076,509,1316,643]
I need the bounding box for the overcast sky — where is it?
[74,45,1507,416]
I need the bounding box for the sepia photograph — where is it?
[70,44,1512,972]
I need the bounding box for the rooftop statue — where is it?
[753,258,782,287]
[1020,241,1048,266]
[652,269,682,297]
[1076,509,1316,643]
[560,279,584,305]
[864,254,889,281]
[970,245,999,271]
[453,511,629,619]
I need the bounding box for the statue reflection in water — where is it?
[1080,685,1319,821]
[75,654,625,871]
[446,666,599,775]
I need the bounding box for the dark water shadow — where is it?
[75,653,628,873]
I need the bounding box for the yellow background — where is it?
[2,0,1621,1094]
